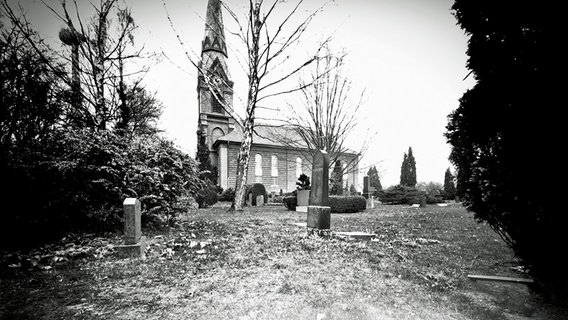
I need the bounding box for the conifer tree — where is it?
[367,165,382,196]
[330,160,343,195]
[195,129,215,183]
[400,147,416,187]
[443,168,456,200]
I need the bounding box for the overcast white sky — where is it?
[13,0,476,188]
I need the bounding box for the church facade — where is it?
[196,0,359,193]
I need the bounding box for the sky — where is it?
[10,0,476,188]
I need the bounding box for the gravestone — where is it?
[256,195,264,207]
[296,189,310,212]
[307,150,331,230]
[363,176,370,199]
[118,198,147,258]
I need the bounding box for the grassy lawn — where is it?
[2,203,567,319]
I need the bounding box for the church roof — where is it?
[214,123,307,149]
[213,123,359,156]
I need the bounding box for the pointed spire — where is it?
[202,0,227,56]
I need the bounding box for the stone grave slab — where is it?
[334,231,376,240]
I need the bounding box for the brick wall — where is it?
[226,144,311,193]
[223,143,360,193]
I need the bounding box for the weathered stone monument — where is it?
[118,198,146,258]
[256,195,264,207]
[362,176,375,209]
[307,150,331,230]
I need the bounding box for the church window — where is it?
[211,127,224,144]
[211,90,224,113]
[255,154,263,183]
[296,157,302,178]
[271,155,278,177]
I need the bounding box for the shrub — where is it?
[247,183,268,205]
[282,196,297,211]
[218,187,235,202]
[0,128,203,248]
[296,173,311,190]
[378,185,422,205]
[329,196,366,213]
[195,180,218,208]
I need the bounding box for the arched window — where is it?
[296,157,302,178]
[255,154,263,183]
[211,90,224,113]
[211,127,224,144]
[271,155,278,177]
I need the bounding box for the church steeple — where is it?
[197,0,234,172]
[202,0,227,56]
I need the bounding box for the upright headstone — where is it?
[307,150,331,230]
[363,176,370,199]
[118,198,147,258]
[256,195,264,207]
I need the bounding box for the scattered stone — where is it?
[334,231,376,240]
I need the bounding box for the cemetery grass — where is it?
[2,204,568,319]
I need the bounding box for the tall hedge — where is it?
[446,0,565,302]
[0,128,202,247]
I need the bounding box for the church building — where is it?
[196,0,359,193]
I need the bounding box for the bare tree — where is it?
[1,0,154,132]
[271,46,371,181]
[166,0,329,211]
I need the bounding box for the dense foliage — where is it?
[329,196,366,213]
[296,173,310,190]
[0,15,205,247]
[1,128,203,247]
[378,185,442,205]
[366,166,382,196]
[247,183,268,206]
[330,160,343,195]
[443,168,456,200]
[399,147,416,187]
[446,0,564,302]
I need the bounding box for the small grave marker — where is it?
[118,198,146,259]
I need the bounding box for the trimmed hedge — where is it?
[282,195,366,213]
[282,196,297,210]
[330,196,366,213]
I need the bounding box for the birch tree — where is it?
[168,0,329,211]
[1,0,153,132]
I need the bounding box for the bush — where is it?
[377,185,422,205]
[0,128,203,247]
[195,180,218,208]
[296,173,311,190]
[282,196,297,211]
[247,183,268,205]
[218,187,235,202]
[329,196,367,213]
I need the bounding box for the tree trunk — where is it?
[229,1,261,212]
[230,116,254,211]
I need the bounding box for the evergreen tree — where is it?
[400,147,416,187]
[446,0,563,300]
[195,129,215,183]
[407,147,416,187]
[367,165,382,196]
[330,160,343,195]
[400,153,408,186]
[443,168,456,200]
